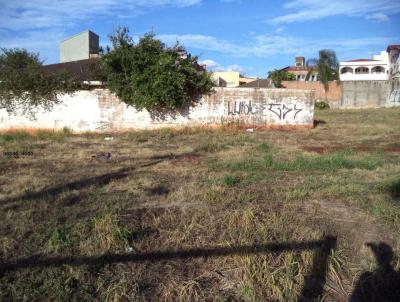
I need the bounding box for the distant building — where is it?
[240,78,272,88]
[43,58,101,83]
[387,45,400,79]
[279,56,319,81]
[339,51,389,81]
[60,30,99,63]
[42,30,102,85]
[211,71,256,87]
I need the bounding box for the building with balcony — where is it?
[339,51,389,81]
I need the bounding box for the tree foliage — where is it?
[268,69,296,88]
[0,48,80,117]
[100,27,213,112]
[307,49,339,90]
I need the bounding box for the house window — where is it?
[371,66,385,74]
[340,67,353,74]
[355,67,369,74]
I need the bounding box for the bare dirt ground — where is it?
[0,108,399,301]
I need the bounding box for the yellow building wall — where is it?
[211,72,240,87]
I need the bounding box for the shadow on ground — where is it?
[0,236,336,301]
[0,152,197,206]
[350,242,400,302]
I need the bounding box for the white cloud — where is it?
[274,27,286,34]
[159,34,248,57]
[200,59,246,73]
[200,59,220,69]
[0,30,67,63]
[160,33,395,59]
[0,0,203,62]
[366,13,390,22]
[0,0,202,31]
[269,0,400,24]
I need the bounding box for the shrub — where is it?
[0,48,81,117]
[267,69,296,88]
[101,27,213,112]
[315,101,330,110]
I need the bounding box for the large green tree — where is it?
[306,49,339,90]
[268,69,296,88]
[0,48,80,117]
[100,27,213,112]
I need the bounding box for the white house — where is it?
[339,51,390,81]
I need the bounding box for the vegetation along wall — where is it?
[0,88,315,132]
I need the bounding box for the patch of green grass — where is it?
[0,131,31,142]
[0,267,95,302]
[197,140,226,153]
[36,129,73,141]
[257,142,271,152]
[379,179,400,199]
[0,128,74,143]
[222,175,241,187]
[370,199,400,232]
[46,227,69,254]
[80,212,132,255]
[128,131,150,143]
[225,153,382,173]
[285,188,309,200]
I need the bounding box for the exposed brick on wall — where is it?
[0,88,315,132]
[281,81,341,103]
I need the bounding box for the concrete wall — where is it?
[0,88,315,132]
[282,81,341,108]
[341,81,400,108]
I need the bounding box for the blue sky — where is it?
[0,0,399,77]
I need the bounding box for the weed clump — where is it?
[222,175,240,187]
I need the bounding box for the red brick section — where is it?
[281,81,341,103]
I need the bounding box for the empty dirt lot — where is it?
[0,108,399,301]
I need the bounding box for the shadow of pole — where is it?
[298,235,337,302]
[0,237,335,279]
[0,152,198,206]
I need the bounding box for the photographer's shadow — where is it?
[350,242,400,302]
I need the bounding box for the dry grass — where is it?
[0,108,400,301]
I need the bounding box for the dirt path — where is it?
[307,198,398,254]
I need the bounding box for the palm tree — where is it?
[306,50,339,91]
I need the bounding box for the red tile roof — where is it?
[387,45,400,52]
[343,59,378,62]
[280,66,316,72]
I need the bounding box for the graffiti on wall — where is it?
[227,101,303,120]
[268,103,303,120]
[227,101,259,115]
[389,90,400,106]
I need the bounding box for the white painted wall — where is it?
[0,88,315,132]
